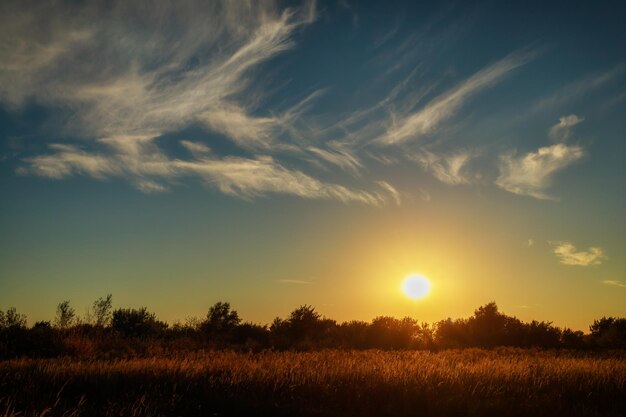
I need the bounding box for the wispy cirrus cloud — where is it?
[5,1,406,206]
[1,2,602,207]
[377,50,537,145]
[602,280,626,288]
[530,64,626,114]
[3,1,399,205]
[409,150,478,185]
[549,114,584,142]
[180,140,211,158]
[307,144,363,175]
[0,1,315,146]
[375,181,402,206]
[134,179,169,194]
[21,138,396,205]
[551,242,606,266]
[495,144,584,200]
[174,156,386,204]
[18,144,120,180]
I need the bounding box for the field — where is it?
[1,349,625,417]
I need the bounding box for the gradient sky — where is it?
[1,0,624,331]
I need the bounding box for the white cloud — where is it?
[174,156,384,204]
[602,280,626,288]
[201,105,278,149]
[409,150,477,185]
[526,239,534,247]
[549,114,584,142]
[20,139,393,205]
[99,135,176,177]
[20,144,119,179]
[366,152,399,166]
[552,242,606,266]
[375,181,402,206]
[7,1,409,207]
[19,136,174,185]
[3,3,593,207]
[531,65,626,113]
[134,179,169,194]
[377,50,536,145]
[496,144,584,199]
[180,140,211,157]
[2,2,410,207]
[307,144,363,175]
[0,1,314,147]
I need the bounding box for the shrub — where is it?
[111,307,167,338]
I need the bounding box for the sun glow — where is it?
[402,274,431,300]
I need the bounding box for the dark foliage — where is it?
[434,302,569,349]
[54,300,76,329]
[91,294,113,327]
[111,307,168,338]
[590,317,626,348]
[200,301,242,345]
[271,305,337,349]
[0,301,625,359]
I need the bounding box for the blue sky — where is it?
[0,0,624,329]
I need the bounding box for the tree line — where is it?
[0,297,624,358]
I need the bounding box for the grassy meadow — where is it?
[1,349,625,417]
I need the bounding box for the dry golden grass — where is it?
[1,349,625,416]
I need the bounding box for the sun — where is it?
[402,274,431,300]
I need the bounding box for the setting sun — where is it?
[402,274,431,300]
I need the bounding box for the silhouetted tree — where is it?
[111,307,167,338]
[202,302,241,333]
[524,320,562,348]
[26,321,60,358]
[561,328,585,349]
[199,302,242,346]
[337,320,369,349]
[170,317,202,336]
[33,321,52,330]
[91,294,113,327]
[0,308,28,358]
[231,323,270,350]
[271,305,336,349]
[433,303,569,349]
[54,301,76,329]
[290,305,319,325]
[4,298,626,355]
[0,307,27,329]
[467,302,510,347]
[418,322,435,349]
[367,316,422,349]
[290,305,329,342]
[590,317,626,348]
[269,317,289,349]
[434,317,471,348]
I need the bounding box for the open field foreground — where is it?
[1,349,625,417]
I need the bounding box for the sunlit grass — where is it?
[1,349,625,416]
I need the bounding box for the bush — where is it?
[111,307,167,338]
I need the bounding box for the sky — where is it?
[0,0,624,331]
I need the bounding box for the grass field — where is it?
[1,349,625,417]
